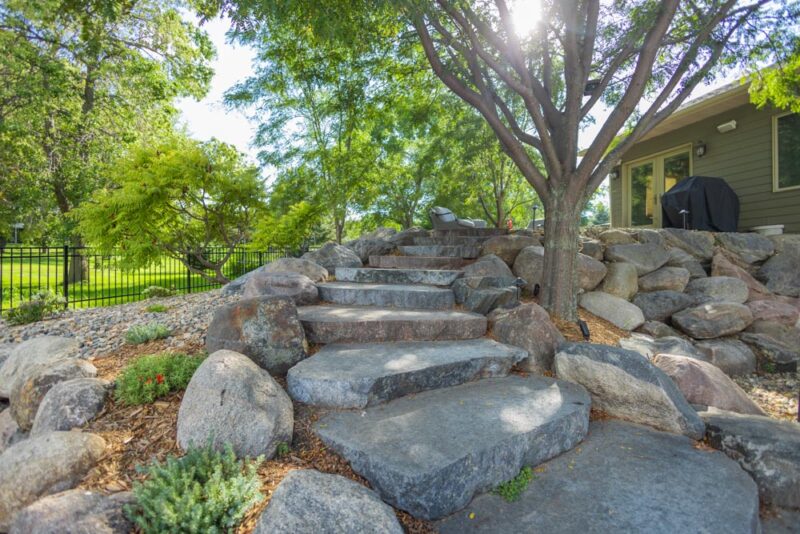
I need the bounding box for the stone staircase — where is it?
[291,229,591,521]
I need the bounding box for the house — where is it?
[609,80,800,233]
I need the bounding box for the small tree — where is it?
[78,135,264,284]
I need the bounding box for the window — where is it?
[774,112,800,191]
[623,146,691,227]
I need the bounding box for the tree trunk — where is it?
[67,237,89,285]
[539,192,582,321]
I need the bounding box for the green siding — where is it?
[610,103,800,232]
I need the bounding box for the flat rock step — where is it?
[412,236,488,246]
[298,305,486,344]
[335,267,462,286]
[431,228,507,237]
[437,420,761,533]
[369,256,465,270]
[398,245,480,259]
[287,339,527,408]
[315,375,590,521]
[318,282,454,310]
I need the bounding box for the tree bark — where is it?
[539,190,582,321]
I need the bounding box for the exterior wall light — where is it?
[695,142,707,158]
[716,120,737,133]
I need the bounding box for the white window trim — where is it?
[621,144,693,227]
[772,111,800,192]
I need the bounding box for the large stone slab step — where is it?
[315,375,590,520]
[318,282,454,310]
[369,256,465,270]
[412,236,488,246]
[398,245,480,259]
[298,305,486,344]
[287,339,527,408]
[431,228,507,237]
[335,267,462,286]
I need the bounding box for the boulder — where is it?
[9,490,134,534]
[205,296,307,375]
[489,303,564,373]
[636,228,666,247]
[576,254,607,291]
[666,247,708,279]
[480,234,540,265]
[302,243,362,272]
[0,432,107,530]
[0,409,23,454]
[711,251,771,301]
[578,292,645,331]
[758,250,800,297]
[716,232,775,264]
[600,262,638,300]
[359,226,398,241]
[0,345,12,368]
[579,239,604,261]
[463,287,518,315]
[746,299,800,326]
[768,234,800,254]
[512,246,605,293]
[619,333,706,360]
[346,238,395,263]
[672,303,753,339]
[30,378,109,436]
[463,254,513,278]
[739,333,799,372]
[242,271,319,305]
[632,290,694,322]
[598,229,635,245]
[0,337,80,399]
[177,350,293,458]
[254,470,403,534]
[638,266,690,292]
[604,243,670,275]
[10,359,97,432]
[263,257,328,282]
[695,339,758,376]
[652,354,765,415]
[554,343,705,438]
[637,321,684,338]
[702,408,800,509]
[452,276,516,304]
[746,320,800,349]
[660,228,715,260]
[685,276,749,304]
[387,227,428,246]
[437,420,760,534]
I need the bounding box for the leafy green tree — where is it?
[77,136,265,284]
[750,40,800,112]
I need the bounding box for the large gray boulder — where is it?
[638,266,690,292]
[672,303,754,339]
[686,276,749,304]
[666,247,708,279]
[739,333,799,372]
[254,470,403,534]
[712,251,772,301]
[463,254,513,278]
[660,228,715,260]
[0,409,23,454]
[652,354,765,415]
[488,303,564,372]
[757,248,800,297]
[302,243,362,272]
[177,350,293,459]
[480,234,540,265]
[10,359,97,431]
[264,257,328,282]
[31,378,109,436]
[554,343,705,439]
[0,432,107,530]
[242,271,318,305]
[636,228,666,246]
[600,262,639,300]
[746,299,800,326]
[632,290,694,322]
[619,333,705,360]
[576,253,608,291]
[637,320,685,339]
[716,232,775,264]
[346,238,396,263]
[695,339,758,376]
[513,246,606,293]
[9,490,134,534]
[579,239,604,261]
[599,228,635,245]
[746,320,800,350]
[578,292,645,331]
[205,296,307,375]
[604,243,670,275]
[437,420,760,534]
[702,408,800,509]
[0,337,80,399]
[387,227,428,246]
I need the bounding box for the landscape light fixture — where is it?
[577,320,590,341]
[533,283,541,297]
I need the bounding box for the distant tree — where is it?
[77,136,264,284]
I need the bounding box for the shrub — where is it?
[141,285,176,299]
[125,322,171,345]
[492,466,534,502]
[145,304,168,313]
[274,442,290,458]
[115,353,204,406]
[4,291,65,325]
[126,443,263,533]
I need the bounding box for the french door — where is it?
[624,146,691,227]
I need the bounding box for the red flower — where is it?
[156,374,165,384]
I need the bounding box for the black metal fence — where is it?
[0,245,300,313]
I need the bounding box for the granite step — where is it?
[412,236,488,246]
[315,375,590,520]
[287,339,527,408]
[431,228,507,237]
[369,256,465,270]
[398,245,481,259]
[298,305,486,344]
[335,267,462,286]
[317,282,454,310]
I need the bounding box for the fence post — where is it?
[186,253,192,294]
[62,245,69,309]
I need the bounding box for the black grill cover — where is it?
[661,176,739,232]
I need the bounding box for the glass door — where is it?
[630,161,656,226]
[625,147,691,227]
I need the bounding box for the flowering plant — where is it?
[116,353,204,406]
